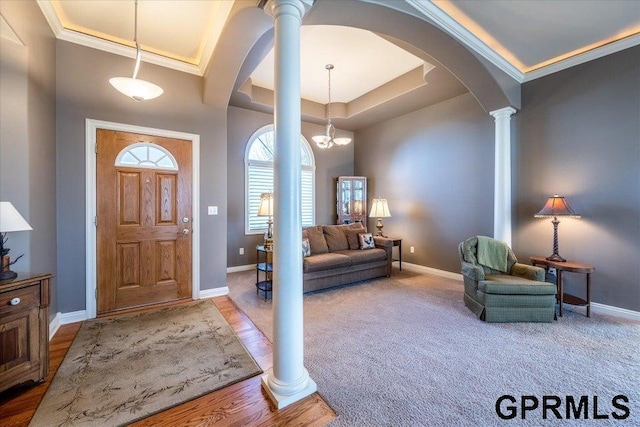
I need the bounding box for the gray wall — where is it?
[56,41,227,314]
[0,0,57,318]
[227,106,354,267]
[513,46,640,312]
[354,92,494,273]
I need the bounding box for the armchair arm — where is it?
[461,261,484,282]
[512,263,545,281]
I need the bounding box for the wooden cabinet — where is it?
[0,273,51,393]
[337,176,367,224]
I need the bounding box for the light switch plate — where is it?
[208,206,218,215]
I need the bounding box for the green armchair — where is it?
[458,236,557,322]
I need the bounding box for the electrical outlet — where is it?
[208,206,218,215]
[548,267,557,275]
[410,246,415,254]
[239,248,244,255]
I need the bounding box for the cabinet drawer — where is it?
[0,284,40,316]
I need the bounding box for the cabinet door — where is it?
[0,307,40,387]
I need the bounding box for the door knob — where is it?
[182,217,190,223]
[182,229,190,235]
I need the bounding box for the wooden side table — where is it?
[388,238,402,271]
[530,256,595,317]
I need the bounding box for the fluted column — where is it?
[262,0,316,410]
[490,106,516,245]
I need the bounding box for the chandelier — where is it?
[109,0,164,101]
[312,64,352,149]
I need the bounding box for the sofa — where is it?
[302,223,393,293]
[459,236,557,322]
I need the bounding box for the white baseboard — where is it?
[589,303,640,321]
[227,264,255,273]
[199,286,229,299]
[402,262,463,281]
[49,312,61,340]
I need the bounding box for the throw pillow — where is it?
[359,232,375,250]
[304,225,329,254]
[302,238,311,257]
[344,225,366,250]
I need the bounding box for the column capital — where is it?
[489,106,517,119]
[265,0,313,20]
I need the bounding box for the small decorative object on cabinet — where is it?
[337,176,367,224]
[256,245,272,300]
[0,273,51,393]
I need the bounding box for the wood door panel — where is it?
[117,242,140,289]
[156,173,177,225]
[97,129,192,314]
[119,171,141,225]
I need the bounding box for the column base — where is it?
[261,371,317,410]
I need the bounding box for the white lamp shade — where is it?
[257,193,274,216]
[0,201,32,232]
[333,137,352,146]
[109,77,164,101]
[369,198,391,218]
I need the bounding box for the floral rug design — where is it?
[30,300,261,427]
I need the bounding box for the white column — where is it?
[262,0,316,410]
[489,106,516,246]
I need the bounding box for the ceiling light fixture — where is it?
[312,64,351,149]
[109,0,163,101]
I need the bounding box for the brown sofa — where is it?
[302,223,393,293]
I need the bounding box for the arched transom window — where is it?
[245,125,315,234]
[115,142,178,171]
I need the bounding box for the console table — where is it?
[0,273,51,392]
[256,245,272,301]
[530,257,595,318]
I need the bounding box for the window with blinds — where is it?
[245,125,316,234]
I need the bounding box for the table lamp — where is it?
[257,192,274,250]
[369,198,391,237]
[0,201,33,280]
[534,195,580,262]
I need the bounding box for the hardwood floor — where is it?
[0,296,336,427]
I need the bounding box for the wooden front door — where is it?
[96,129,192,315]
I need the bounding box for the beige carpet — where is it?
[30,300,261,427]
[228,266,640,427]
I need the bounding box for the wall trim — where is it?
[402,262,463,281]
[49,313,61,339]
[85,119,201,320]
[200,287,229,299]
[227,264,256,273]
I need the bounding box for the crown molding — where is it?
[522,34,640,82]
[36,0,203,76]
[405,0,525,82]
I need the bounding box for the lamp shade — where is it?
[109,77,164,101]
[369,198,391,218]
[257,193,274,216]
[0,201,33,232]
[534,195,580,218]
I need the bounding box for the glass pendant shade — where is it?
[109,77,163,101]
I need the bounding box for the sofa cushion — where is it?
[344,224,366,250]
[303,225,328,254]
[302,238,311,257]
[323,225,350,252]
[480,275,557,295]
[359,232,375,249]
[303,253,352,273]
[335,248,386,264]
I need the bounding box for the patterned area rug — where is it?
[30,300,261,427]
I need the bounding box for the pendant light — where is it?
[312,64,351,149]
[109,0,163,101]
